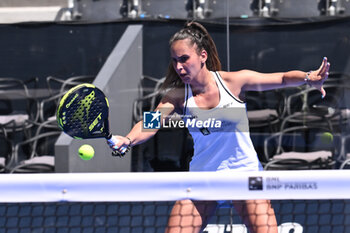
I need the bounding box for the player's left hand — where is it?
[308,57,330,98]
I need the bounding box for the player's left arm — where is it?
[227,57,330,98]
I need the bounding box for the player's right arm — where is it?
[107,88,182,154]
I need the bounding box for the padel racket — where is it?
[56,83,129,156]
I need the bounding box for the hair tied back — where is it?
[184,21,209,37]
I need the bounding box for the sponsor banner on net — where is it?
[248,176,318,192]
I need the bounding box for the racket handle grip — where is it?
[112,150,124,157]
[107,135,129,157]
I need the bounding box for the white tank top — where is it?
[183,71,262,172]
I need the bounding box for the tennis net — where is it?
[1,170,350,233]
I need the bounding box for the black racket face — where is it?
[56,84,110,139]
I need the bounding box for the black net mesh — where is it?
[1,200,350,233]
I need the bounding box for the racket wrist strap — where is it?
[126,137,132,147]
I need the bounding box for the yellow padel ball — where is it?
[321,132,333,145]
[78,144,95,160]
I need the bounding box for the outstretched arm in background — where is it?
[223,57,330,99]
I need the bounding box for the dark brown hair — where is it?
[161,21,222,91]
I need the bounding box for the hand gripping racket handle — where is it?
[107,134,129,157]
